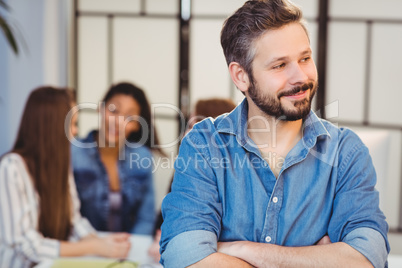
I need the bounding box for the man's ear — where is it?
[229,62,250,94]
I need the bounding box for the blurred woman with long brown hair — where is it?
[0,86,130,264]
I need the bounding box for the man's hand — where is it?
[216,239,373,268]
[316,235,332,245]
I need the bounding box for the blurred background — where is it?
[1,0,402,254]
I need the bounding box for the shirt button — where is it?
[272,197,278,203]
[265,236,272,243]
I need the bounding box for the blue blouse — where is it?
[71,131,156,234]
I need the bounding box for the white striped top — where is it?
[0,153,96,263]
[0,243,34,268]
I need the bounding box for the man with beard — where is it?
[160,0,389,267]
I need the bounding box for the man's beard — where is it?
[248,78,317,121]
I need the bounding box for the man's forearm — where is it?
[218,241,373,268]
[188,252,254,268]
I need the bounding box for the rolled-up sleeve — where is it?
[342,227,388,268]
[160,131,222,267]
[162,230,217,267]
[329,133,390,267]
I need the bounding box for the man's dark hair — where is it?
[220,0,307,79]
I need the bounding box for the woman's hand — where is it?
[60,233,131,258]
[91,233,131,258]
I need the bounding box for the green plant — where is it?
[0,0,18,54]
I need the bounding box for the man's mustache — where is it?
[278,82,314,98]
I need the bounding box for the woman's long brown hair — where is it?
[12,86,72,240]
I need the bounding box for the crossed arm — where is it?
[189,237,373,268]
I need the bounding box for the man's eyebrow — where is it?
[268,56,288,64]
[266,48,313,66]
[300,48,312,55]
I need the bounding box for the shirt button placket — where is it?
[262,179,283,245]
[264,197,278,243]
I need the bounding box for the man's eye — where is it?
[301,57,311,62]
[273,63,285,69]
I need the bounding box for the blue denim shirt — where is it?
[71,131,155,234]
[160,99,389,267]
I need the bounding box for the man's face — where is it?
[246,23,318,121]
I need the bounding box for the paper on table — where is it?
[51,258,138,268]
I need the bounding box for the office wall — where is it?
[0,0,70,154]
[326,0,402,229]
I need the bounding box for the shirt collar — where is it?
[216,98,249,146]
[216,98,331,149]
[302,110,331,149]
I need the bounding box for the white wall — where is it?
[326,0,402,230]
[0,0,70,155]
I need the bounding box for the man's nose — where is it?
[288,63,309,85]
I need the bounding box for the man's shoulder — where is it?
[187,117,218,138]
[317,118,366,152]
[185,114,235,145]
[192,112,236,133]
